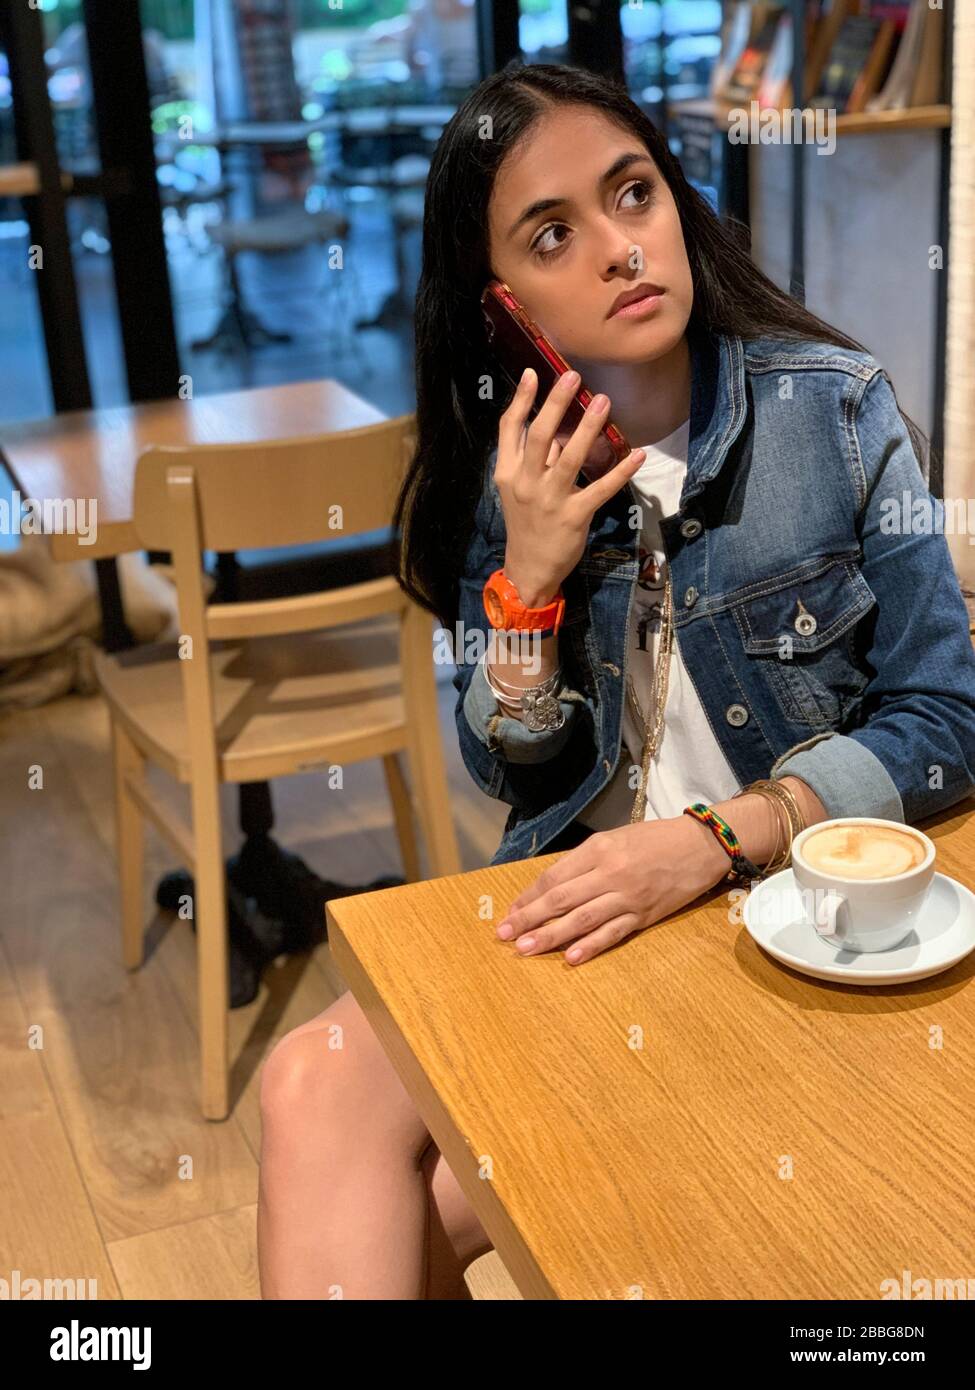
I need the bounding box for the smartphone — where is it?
[481,279,630,480]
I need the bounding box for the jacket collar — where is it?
[681,323,749,507]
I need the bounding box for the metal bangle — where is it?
[752,791,792,876]
[483,659,566,732]
[734,778,805,874]
[485,652,561,686]
[483,674,560,712]
[483,659,562,704]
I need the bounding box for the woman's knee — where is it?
[259,991,429,1159]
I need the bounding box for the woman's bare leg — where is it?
[258,988,493,1299]
[418,1142,477,1300]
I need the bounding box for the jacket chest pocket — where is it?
[729,559,876,729]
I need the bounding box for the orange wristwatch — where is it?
[482,569,565,635]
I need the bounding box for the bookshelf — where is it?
[673,1,955,494]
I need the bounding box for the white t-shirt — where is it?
[577,419,741,830]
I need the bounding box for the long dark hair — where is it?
[395,60,928,630]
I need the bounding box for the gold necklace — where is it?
[627,574,674,824]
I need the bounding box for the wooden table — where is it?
[0,378,385,564]
[327,796,975,1301]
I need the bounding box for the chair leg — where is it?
[382,752,421,882]
[191,801,230,1121]
[111,719,146,971]
[406,727,462,878]
[401,608,462,878]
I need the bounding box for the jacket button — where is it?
[794,612,818,636]
[725,703,749,727]
[684,585,698,608]
[679,517,702,539]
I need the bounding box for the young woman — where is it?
[257,63,975,1299]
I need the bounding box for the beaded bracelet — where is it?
[683,802,763,886]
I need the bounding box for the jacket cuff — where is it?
[770,731,904,822]
[462,655,579,765]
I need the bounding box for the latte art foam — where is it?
[801,825,926,880]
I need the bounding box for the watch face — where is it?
[484,586,505,627]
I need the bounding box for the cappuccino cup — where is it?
[791,818,936,953]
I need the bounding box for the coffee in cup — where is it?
[791,817,936,953]
[800,823,926,880]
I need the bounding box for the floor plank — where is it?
[108,1205,260,1301]
[0,936,121,1298]
[0,707,257,1245]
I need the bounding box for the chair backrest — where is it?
[132,413,416,645]
[134,413,414,553]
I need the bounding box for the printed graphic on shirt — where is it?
[634,545,665,653]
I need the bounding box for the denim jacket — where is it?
[451,325,975,865]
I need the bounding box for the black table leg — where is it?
[94,557,134,652]
[190,254,292,352]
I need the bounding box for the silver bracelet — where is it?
[482,656,566,733]
[484,661,562,696]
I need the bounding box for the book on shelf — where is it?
[908,0,945,106]
[804,0,860,102]
[868,1,911,17]
[720,5,785,106]
[846,19,898,112]
[810,14,893,112]
[865,0,946,111]
[756,8,823,110]
[709,2,755,102]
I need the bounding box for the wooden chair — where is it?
[95,415,461,1120]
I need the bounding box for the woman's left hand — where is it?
[496,817,731,964]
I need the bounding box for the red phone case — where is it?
[481,279,630,478]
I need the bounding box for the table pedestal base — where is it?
[157,839,403,1006]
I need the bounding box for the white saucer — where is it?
[742,868,975,985]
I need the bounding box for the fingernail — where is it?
[563,371,580,389]
[516,936,536,952]
[589,394,608,413]
[496,922,513,939]
[567,947,583,962]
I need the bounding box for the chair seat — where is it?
[95,616,407,784]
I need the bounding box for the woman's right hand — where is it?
[495,367,646,607]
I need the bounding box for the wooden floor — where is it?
[0,672,522,1300]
